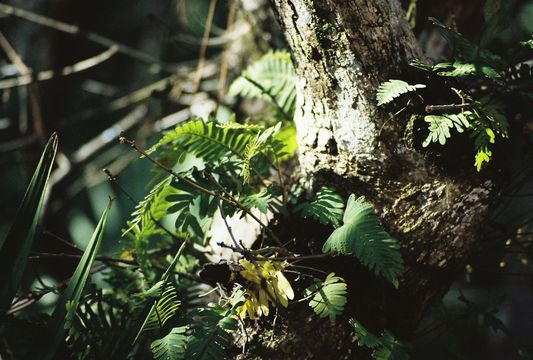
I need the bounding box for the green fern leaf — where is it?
[350,319,410,360]
[322,195,403,287]
[295,186,344,227]
[229,51,296,117]
[429,17,505,69]
[143,284,181,331]
[434,61,500,79]
[186,303,238,360]
[148,119,255,161]
[468,98,508,171]
[376,80,425,106]
[304,273,347,321]
[422,113,470,147]
[151,326,189,360]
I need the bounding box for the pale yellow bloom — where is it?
[235,258,294,319]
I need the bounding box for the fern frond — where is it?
[186,303,237,360]
[468,98,508,171]
[148,119,255,162]
[429,17,505,69]
[151,326,189,360]
[322,195,403,287]
[295,186,344,227]
[66,289,130,358]
[123,176,173,236]
[143,284,181,331]
[422,113,470,147]
[304,273,347,321]
[229,51,296,117]
[240,188,274,214]
[376,80,425,106]
[434,61,500,80]
[167,174,218,240]
[350,319,410,360]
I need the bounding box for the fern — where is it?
[304,273,347,321]
[295,186,344,227]
[350,319,410,360]
[468,98,508,171]
[229,51,296,117]
[151,326,189,360]
[148,119,255,162]
[240,188,274,214]
[186,303,238,360]
[123,176,173,236]
[143,284,181,331]
[433,61,500,79]
[322,195,403,287]
[429,17,505,69]
[241,122,282,183]
[66,289,131,359]
[422,113,470,147]
[166,174,217,240]
[376,80,425,106]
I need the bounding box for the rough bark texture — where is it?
[239,0,499,358]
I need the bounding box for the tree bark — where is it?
[238,0,500,358]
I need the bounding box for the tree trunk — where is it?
[238,0,500,358]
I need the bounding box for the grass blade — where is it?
[38,201,112,360]
[0,133,58,318]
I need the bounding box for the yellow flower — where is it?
[235,258,294,319]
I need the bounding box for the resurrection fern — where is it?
[229,51,296,117]
[186,304,238,360]
[151,326,189,360]
[376,80,425,105]
[295,186,344,227]
[422,113,470,147]
[322,195,404,287]
[350,319,410,360]
[304,273,347,321]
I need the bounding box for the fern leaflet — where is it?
[322,195,403,287]
[151,326,189,360]
[143,284,181,331]
[186,303,238,360]
[148,119,255,161]
[350,319,410,360]
[294,186,344,227]
[304,273,347,321]
[422,113,470,147]
[229,51,296,117]
[376,80,425,106]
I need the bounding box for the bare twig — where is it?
[0,3,177,72]
[0,31,44,139]
[425,103,474,113]
[0,46,118,90]
[217,0,237,102]
[192,0,217,92]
